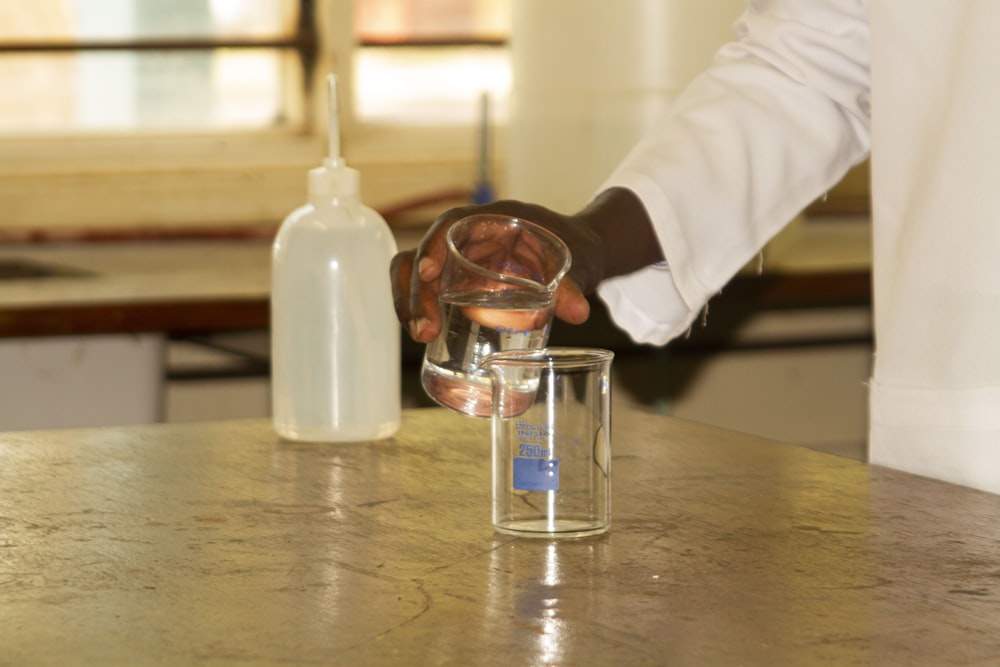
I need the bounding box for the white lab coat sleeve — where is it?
[597,0,872,345]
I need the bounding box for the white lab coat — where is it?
[598,0,1000,494]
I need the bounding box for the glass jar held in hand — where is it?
[389,189,665,415]
[419,214,570,417]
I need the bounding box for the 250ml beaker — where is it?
[483,348,613,538]
[421,214,571,418]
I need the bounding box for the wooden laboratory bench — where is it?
[0,237,274,338]
[2,405,999,665]
[0,217,871,340]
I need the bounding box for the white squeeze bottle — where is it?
[271,74,400,442]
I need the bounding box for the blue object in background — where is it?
[473,91,495,205]
[472,180,496,205]
[513,457,560,491]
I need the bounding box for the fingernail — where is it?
[410,318,430,340]
[418,257,436,280]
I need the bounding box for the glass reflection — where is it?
[485,539,609,665]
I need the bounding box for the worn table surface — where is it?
[2,405,999,666]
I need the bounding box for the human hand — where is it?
[389,188,661,343]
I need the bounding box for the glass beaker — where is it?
[420,214,571,418]
[483,347,613,538]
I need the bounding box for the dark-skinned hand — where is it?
[390,187,663,343]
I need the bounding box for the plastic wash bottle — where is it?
[271,74,400,442]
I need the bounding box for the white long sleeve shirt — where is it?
[598,0,1000,494]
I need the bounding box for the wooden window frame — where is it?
[0,0,498,235]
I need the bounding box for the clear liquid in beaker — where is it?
[421,290,552,417]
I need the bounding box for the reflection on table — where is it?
[3,405,999,665]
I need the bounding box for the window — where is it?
[0,0,309,135]
[0,0,507,233]
[353,0,510,125]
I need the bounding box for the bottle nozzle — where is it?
[308,73,358,200]
[326,74,345,167]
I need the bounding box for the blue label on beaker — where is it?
[513,457,559,491]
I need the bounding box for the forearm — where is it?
[603,0,871,308]
[578,187,664,282]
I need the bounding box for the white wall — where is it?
[508,0,745,212]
